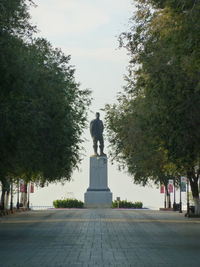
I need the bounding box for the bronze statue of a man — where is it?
[90,112,105,156]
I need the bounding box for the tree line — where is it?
[105,0,200,214]
[0,0,91,210]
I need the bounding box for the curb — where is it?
[0,208,30,217]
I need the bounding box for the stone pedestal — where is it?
[84,156,112,208]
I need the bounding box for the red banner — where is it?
[160,184,165,194]
[30,183,34,193]
[168,179,174,193]
[20,181,26,193]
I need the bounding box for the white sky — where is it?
[27,0,183,209]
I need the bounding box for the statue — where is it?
[90,112,106,156]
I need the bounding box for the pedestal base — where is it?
[84,156,112,208]
[84,191,112,208]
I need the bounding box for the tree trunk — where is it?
[166,193,171,208]
[0,187,5,210]
[193,197,200,215]
[164,184,171,208]
[5,191,10,209]
[0,179,10,210]
[20,190,28,207]
[187,169,200,215]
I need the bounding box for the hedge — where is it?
[53,198,84,208]
[112,200,143,209]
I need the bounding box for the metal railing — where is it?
[30,205,54,210]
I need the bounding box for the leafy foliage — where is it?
[0,0,91,210]
[105,0,200,213]
[53,199,84,208]
[112,200,143,209]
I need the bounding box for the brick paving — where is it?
[0,209,200,266]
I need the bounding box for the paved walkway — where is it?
[0,209,200,266]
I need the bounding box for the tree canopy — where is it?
[105,0,200,213]
[0,0,91,194]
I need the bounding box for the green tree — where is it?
[105,93,177,208]
[0,0,91,209]
[106,0,200,214]
[0,0,36,209]
[0,0,36,36]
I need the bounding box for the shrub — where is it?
[112,200,143,209]
[53,198,84,208]
[133,201,143,209]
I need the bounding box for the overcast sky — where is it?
[27,0,180,209]
[30,0,133,111]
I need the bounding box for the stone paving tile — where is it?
[0,209,200,266]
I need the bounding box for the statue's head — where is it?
[96,112,100,119]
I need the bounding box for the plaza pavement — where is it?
[0,208,200,267]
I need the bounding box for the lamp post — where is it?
[16,179,20,209]
[27,183,30,209]
[179,177,182,213]
[173,179,176,211]
[187,178,190,216]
